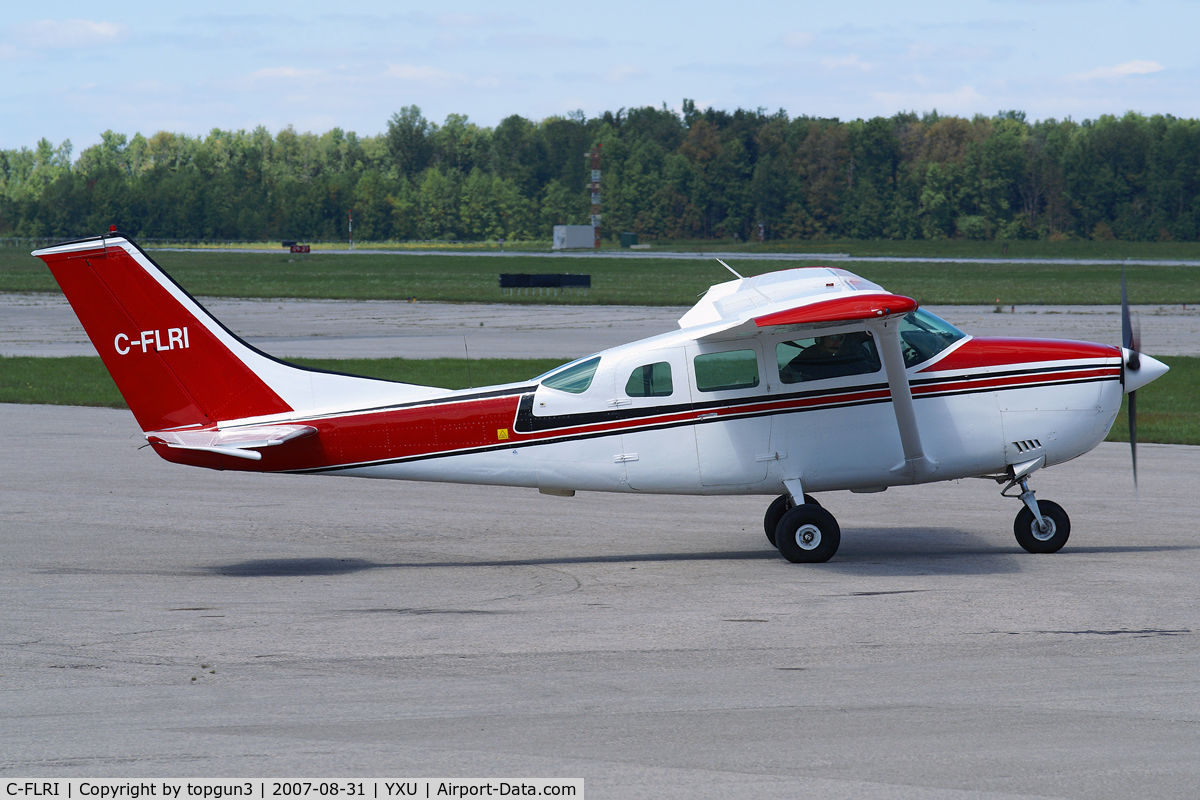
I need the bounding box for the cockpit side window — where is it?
[625,361,673,397]
[540,356,601,394]
[898,310,966,367]
[777,331,881,384]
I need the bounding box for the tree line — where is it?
[3,103,1199,243]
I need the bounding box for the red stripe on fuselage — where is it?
[913,366,1120,398]
[156,338,1122,474]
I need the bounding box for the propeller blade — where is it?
[1128,389,1138,492]
[1131,315,1141,366]
[1121,267,1140,370]
[1122,266,1140,491]
[1121,267,1132,349]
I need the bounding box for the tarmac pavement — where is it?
[3,403,1200,798]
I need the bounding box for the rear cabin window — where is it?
[625,361,674,397]
[777,331,881,384]
[694,350,760,392]
[540,356,601,394]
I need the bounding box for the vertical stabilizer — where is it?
[34,234,294,431]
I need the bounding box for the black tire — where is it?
[775,504,841,563]
[764,493,821,547]
[1014,500,1071,553]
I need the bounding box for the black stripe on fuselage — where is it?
[909,362,1117,389]
[508,386,889,434]
[288,362,1118,475]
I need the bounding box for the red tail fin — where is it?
[34,234,294,431]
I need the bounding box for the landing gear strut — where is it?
[1003,475,1071,553]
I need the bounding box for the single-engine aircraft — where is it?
[32,232,1170,563]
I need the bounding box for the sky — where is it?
[3,0,1198,155]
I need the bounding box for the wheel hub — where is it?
[1032,518,1056,541]
[795,524,822,550]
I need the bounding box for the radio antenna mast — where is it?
[716,258,743,279]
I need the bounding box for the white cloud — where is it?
[383,63,463,86]
[781,31,814,48]
[821,54,873,72]
[245,67,324,81]
[436,13,491,28]
[1070,60,1164,81]
[434,12,522,29]
[11,19,128,49]
[905,43,937,60]
[228,67,326,93]
[903,42,1006,63]
[871,85,987,114]
[604,64,646,83]
[487,32,604,50]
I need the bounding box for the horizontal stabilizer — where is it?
[147,424,317,461]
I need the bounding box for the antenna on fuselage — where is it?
[716,258,743,279]
[716,257,773,305]
[463,334,473,389]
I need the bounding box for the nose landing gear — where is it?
[1004,475,1071,553]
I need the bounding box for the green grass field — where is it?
[3,354,1196,445]
[3,243,1199,305]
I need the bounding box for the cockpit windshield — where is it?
[898,309,966,367]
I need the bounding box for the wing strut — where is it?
[866,319,938,480]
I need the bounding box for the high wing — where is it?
[678,267,914,335]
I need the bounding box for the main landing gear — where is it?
[764,492,840,563]
[1003,475,1071,553]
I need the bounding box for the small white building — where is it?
[552,225,595,250]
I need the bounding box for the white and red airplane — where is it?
[33,231,1169,563]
